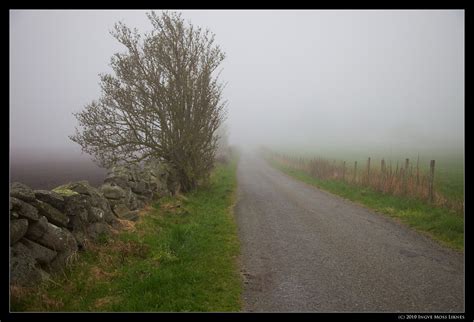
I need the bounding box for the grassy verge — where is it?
[268,159,464,251]
[11,158,242,312]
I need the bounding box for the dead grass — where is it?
[10,285,31,301]
[113,219,137,233]
[11,285,64,312]
[160,199,190,216]
[271,153,463,213]
[112,239,150,259]
[88,267,119,283]
[65,251,80,268]
[39,293,64,310]
[93,295,121,309]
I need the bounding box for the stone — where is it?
[136,194,149,202]
[25,216,77,252]
[31,200,69,228]
[131,181,148,195]
[86,192,108,209]
[105,216,119,226]
[129,169,139,182]
[54,182,106,221]
[107,198,122,207]
[155,180,171,198]
[83,195,116,224]
[144,183,155,195]
[34,190,65,212]
[125,188,139,210]
[11,211,19,219]
[10,243,50,286]
[10,182,36,202]
[107,164,135,179]
[67,183,115,223]
[112,204,139,221]
[59,184,115,227]
[121,210,140,222]
[86,222,112,241]
[104,176,130,189]
[10,197,39,221]
[152,189,169,200]
[71,231,88,250]
[100,184,126,200]
[56,180,94,196]
[68,212,89,233]
[20,238,57,265]
[52,186,79,197]
[136,199,146,209]
[111,203,130,218]
[102,206,118,224]
[62,193,90,220]
[106,165,131,179]
[25,216,48,240]
[88,207,105,223]
[10,219,28,244]
[48,246,78,272]
[81,192,115,223]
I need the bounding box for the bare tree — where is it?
[70,11,227,192]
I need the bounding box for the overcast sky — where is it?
[10,10,464,163]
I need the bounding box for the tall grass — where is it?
[266,149,463,215]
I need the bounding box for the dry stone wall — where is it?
[10,161,173,287]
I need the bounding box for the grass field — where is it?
[267,156,464,252]
[433,159,464,204]
[11,158,242,312]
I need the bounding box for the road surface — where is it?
[234,151,464,312]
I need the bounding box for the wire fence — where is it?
[268,151,463,214]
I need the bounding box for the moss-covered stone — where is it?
[52,186,79,197]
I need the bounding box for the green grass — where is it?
[434,160,464,203]
[268,159,464,252]
[11,158,242,312]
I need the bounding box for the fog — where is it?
[10,10,464,183]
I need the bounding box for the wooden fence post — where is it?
[428,160,435,203]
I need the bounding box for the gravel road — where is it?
[234,151,464,312]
